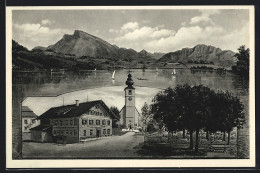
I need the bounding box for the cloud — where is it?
[115,22,175,43]
[13,23,71,49]
[190,9,220,25]
[121,22,139,31]
[41,19,54,25]
[109,29,119,33]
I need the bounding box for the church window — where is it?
[128,90,132,95]
[96,120,100,125]
[102,120,106,125]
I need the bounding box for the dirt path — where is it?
[22,132,144,159]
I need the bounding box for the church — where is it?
[119,73,142,130]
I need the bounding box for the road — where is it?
[22,132,144,159]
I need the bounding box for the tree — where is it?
[232,45,250,77]
[109,106,120,128]
[141,102,152,132]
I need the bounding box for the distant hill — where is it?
[158,44,236,67]
[44,30,164,60]
[12,40,28,52]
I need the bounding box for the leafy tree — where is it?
[110,106,120,128]
[151,84,245,152]
[232,45,249,77]
[141,102,152,132]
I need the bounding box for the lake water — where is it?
[12,69,250,159]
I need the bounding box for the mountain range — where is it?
[12,30,237,70]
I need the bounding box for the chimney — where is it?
[75,100,79,107]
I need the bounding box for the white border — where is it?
[6,6,255,168]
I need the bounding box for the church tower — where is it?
[119,73,141,130]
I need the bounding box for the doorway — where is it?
[96,130,101,137]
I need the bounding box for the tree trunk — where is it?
[195,129,199,152]
[183,129,185,138]
[227,131,230,145]
[223,131,226,141]
[189,130,194,150]
[206,131,209,140]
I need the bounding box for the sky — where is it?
[12,9,249,53]
[23,86,160,115]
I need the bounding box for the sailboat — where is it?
[112,70,115,80]
[172,68,176,75]
[156,68,158,72]
[94,68,97,71]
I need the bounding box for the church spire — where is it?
[125,73,134,88]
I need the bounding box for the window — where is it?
[103,129,106,135]
[90,129,93,136]
[89,120,93,125]
[60,120,63,126]
[70,119,73,125]
[57,130,59,134]
[74,118,77,125]
[66,120,68,125]
[24,119,28,124]
[107,129,110,134]
[96,120,100,125]
[128,90,132,95]
[70,130,73,135]
[96,105,99,109]
[84,130,87,136]
[105,113,107,117]
[82,119,87,125]
[60,130,64,135]
[91,111,94,115]
[32,119,35,123]
[107,120,110,126]
[102,120,106,125]
[55,120,58,125]
[66,130,69,135]
[100,113,102,116]
[53,130,56,134]
[74,130,77,136]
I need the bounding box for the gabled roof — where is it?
[30,125,52,132]
[37,100,115,120]
[22,106,38,118]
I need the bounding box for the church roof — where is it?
[37,100,115,120]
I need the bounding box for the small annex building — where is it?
[22,106,40,141]
[31,100,115,143]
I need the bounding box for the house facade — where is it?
[22,106,40,141]
[32,100,114,143]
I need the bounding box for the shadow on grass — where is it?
[134,142,207,158]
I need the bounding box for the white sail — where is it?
[112,70,115,79]
[172,68,176,75]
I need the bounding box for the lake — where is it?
[12,69,249,159]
